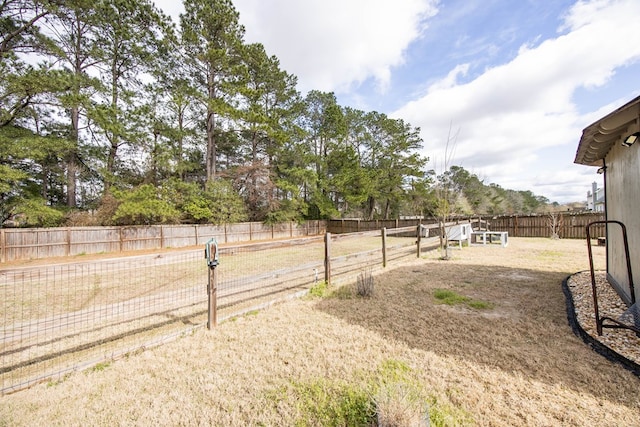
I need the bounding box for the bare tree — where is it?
[548,212,564,239]
[433,122,460,259]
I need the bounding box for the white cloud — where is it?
[428,64,470,92]
[393,0,640,202]
[233,0,439,93]
[558,0,617,33]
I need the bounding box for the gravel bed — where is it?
[565,271,640,373]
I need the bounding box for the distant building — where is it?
[586,182,605,212]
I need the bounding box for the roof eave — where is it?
[574,95,640,166]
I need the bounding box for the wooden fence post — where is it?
[324,232,331,286]
[416,225,421,258]
[382,227,387,267]
[66,227,71,257]
[207,264,218,329]
[0,228,5,263]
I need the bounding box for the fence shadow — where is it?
[314,260,640,408]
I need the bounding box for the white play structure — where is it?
[445,223,508,248]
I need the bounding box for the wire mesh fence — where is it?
[0,250,208,394]
[1,227,440,394]
[216,238,326,320]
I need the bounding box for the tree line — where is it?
[1,0,551,228]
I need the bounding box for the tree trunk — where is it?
[206,109,216,183]
[105,57,120,192]
[67,106,79,207]
[68,17,83,208]
[206,66,216,183]
[177,106,185,180]
[366,196,375,220]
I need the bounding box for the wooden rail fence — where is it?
[327,212,606,239]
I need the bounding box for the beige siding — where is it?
[605,141,640,303]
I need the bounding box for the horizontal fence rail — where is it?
[327,218,427,234]
[0,221,325,263]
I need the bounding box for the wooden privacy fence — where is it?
[486,212,606,239]
[0,221,325,263]
[327,212,607,240]
[2,213,607,263]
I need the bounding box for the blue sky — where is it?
[156,0,640,203]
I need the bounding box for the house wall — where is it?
[605,141,640,304]
[587,185,605,212]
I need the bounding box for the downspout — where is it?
[602,158,610,281]
[602,158,607,221]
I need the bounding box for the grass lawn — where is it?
[1,237,639,426]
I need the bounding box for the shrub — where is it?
[356,269,374,297]
[274,379,375,426]
[264,359,473,426]
[111,185,180,225]
[309,281,328,297]
[375,382,427,427]
[64,210,98,227]
[13,198,65,227]
[375,360,428,426]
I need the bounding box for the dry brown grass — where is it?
[1,238,639,426]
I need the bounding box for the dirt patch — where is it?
[497,271,536,281]
[1,238,639,426]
